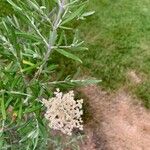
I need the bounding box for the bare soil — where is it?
[79,85,150,150]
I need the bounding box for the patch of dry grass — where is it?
[80,86,150,150]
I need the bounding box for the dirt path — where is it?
[80,85,150,150]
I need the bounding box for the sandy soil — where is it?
[79,85,150,150]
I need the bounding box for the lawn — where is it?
[78,0,150,107]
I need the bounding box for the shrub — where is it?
[0,0,99,149]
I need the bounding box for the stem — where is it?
[33,0,65,79]
[30,21,49,47]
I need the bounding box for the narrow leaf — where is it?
[6,0,22,11]
[61,5,85,25]
[0,96,6,120]
[56,49,82,63]
[15,32,41,42]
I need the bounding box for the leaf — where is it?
[61,4,85,25]
[72,79,101,86]
[24,106,42,114]
[43,79,101,86]
[6,0,22,11]
[0,96,6,120]
[21,65,38,73]
[27,0,39,11]
[56,49,82,63]
[18,101,23,120]
[15,32,41,42]
[23,60,35,66]
[26,0,43,14]
[82,11,95,17]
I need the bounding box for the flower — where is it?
[42,89,83,135]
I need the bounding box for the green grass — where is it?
[78,0,150,105]
[0,0,13,16]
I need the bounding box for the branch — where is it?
[33,0,66,79]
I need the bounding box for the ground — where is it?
[79,85,150,150]
[77,68,150,149]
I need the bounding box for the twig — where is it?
[33,0,66,79]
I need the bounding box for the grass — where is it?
[0,0,13,16]
[78,0,150,107]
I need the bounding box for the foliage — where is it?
[0,0,99,149]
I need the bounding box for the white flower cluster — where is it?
[42,89,83,135]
